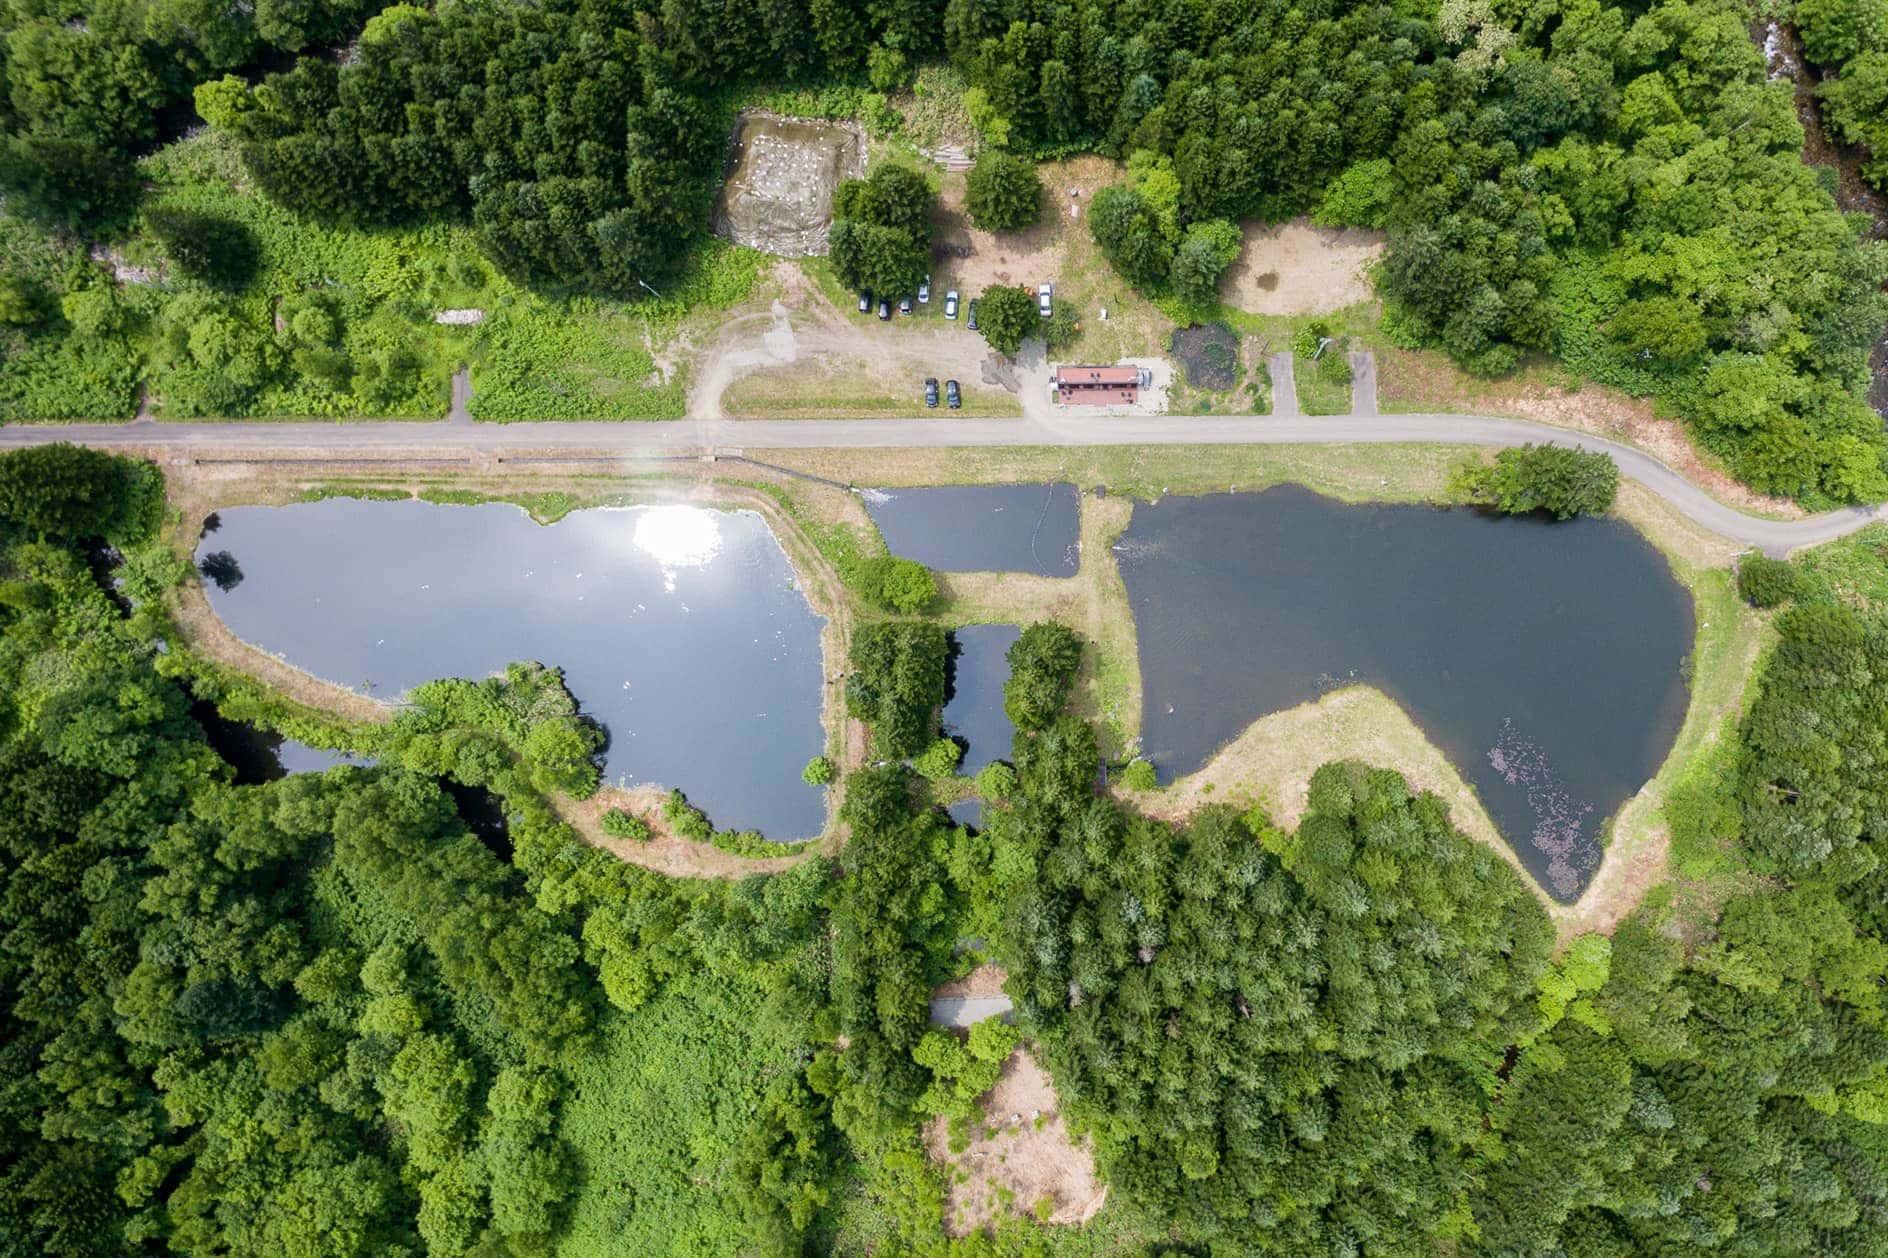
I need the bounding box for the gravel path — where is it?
[930,996,1015,1026]
[4,412,1881,554]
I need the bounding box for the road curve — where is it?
[4,411,1882,555]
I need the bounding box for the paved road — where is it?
[4,411,1882,554]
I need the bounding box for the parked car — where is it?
[1038,282,1053,317]
[899,295,913,315]
[876,298,891,320]
[945,379,961,409]
[858,289,872,313]
[924,377,940,408]
[918,277,931,303]
[967,299,979,331]
[943,289,959,320]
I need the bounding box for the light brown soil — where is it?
[1377,346,1805,519]
[691,261,1013,419]
[559,786,809,879]
[933,963,1008,1000]
[924,1049,1107,1237]
[1222,219,1385,316]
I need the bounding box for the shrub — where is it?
[1451,444,1620,520]
[1737,555,1800,608]
[1119,758,1158,790]
[975,761,1018,800]
[661,789,713,841]
[600,808,651,841]
[913,737,963,781]
[801,755,835,786]
[859,555,937,614]
[964,150,1042,232]
[143,207,261,290]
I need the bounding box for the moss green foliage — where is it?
[829,164,935,300]
[911,736,963,781]
[964,149,1042,232]
[1313,157,1395,229]
[982,760,1554,1241]
[845,622,948,759]
[801,754,836,786]
[600,807,651,841]
[1790,523,1888,614]
[1453,443,1620,519]
[974,760,1017,800]
[973,283,1040,356]
[394,661,605,800]
[1118,757,1157,790]
[857,554,938,615]
[0,130,758,420]
[913,1018,1021,1119]
[1002,620,1083,732]
[1737,553,1801,608]
[662,788,715,841]
[0,442,161,543]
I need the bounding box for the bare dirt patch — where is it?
[933,963,1008,1000]
[1223,220,1384,316]
[712,112,865,257]
[560,786,809,880]
[1377,345,1805,519]
[924,1049,1107,1237]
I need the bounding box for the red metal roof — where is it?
[1054,365,1142,386]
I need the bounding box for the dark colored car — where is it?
[876,298,891,320]
[945,379,961,409]
[967,300,979,331]
[924,377,939,408]
[899,295,913,315]
[858,290,872,313]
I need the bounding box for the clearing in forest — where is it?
[1222,219,1385,316]
[924,1048,1107,1236]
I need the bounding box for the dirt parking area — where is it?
[1223,220,1384,316]
[924,1049,1107,1236]
[691,261,1023,418]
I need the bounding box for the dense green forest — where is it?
[3,0,1884,503]
[6,446,1888,1252]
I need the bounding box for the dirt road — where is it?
[9,411,1878,555]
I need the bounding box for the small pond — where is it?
[195,498,828,840]
[943,624,1020,775]
[1117,485,1694,901]
[864,484,1080,575]
[946,799,984,832]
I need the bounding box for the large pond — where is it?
[864,484,1080,575]
[1117,486,1694,900]
[196,499,828,840]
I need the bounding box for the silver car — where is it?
[944,289,959,320]
[1038,282,1053,317]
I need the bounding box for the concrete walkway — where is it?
[930,996,1015,1027]
[1268,352,1298,417]
[3,411,1883,555]
[1349,350,1378,416]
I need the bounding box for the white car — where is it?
[1038,282,1053,318]
[918,277,931,304]
[943,289,959,320]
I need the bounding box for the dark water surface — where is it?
[196,499,828,840]
[1118,486,1694,900]
[944,624,1020,774]
[865,484,1080,575]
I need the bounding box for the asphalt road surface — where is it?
[4,411,1881,555]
